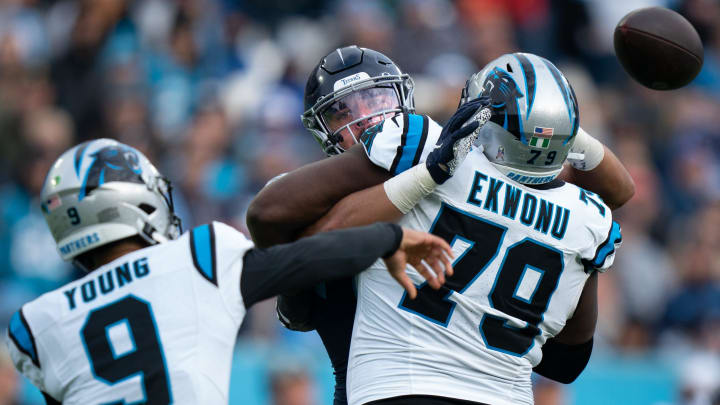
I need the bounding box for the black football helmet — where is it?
[302,46,415,155]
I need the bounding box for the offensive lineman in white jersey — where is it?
[4,138,456,405]
[299,53,625,405]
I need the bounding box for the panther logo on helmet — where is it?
[78,145,144,200]
[480,67,525,142]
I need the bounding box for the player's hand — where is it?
[426,97,492,184]
[383,227,454,299]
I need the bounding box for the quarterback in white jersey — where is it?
[5,139,454,405]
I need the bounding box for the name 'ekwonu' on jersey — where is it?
[349,114,621,405]
[6,222,253,405]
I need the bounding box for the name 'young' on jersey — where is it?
[350,124,621,405]
[6,222,252,405]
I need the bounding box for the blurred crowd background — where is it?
[0,0,719,404]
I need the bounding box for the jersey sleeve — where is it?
[6,308,47,393]
[583,220,622,272]
[360,114,442,175]
[576,190,622,272]
[187,222,254,323]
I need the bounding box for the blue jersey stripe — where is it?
[190,224,217,285]
[592,221,622,267]
[411,115,430,167]
[393,114,425,175]
[9,309,39,367]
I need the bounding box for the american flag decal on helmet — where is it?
[42,194,62,213]
[529,126,553,148]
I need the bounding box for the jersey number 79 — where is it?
[399,203,564,356]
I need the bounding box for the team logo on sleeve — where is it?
[78,146,144,200]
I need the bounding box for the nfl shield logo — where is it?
[529,127,553,148]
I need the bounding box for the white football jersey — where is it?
[349,116,621,405]
[6,221,253,405]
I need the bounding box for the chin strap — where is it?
[72,259,91,273]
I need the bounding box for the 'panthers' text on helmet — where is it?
[40,139,181,267]
[460,53,579,184]
[302,45,415,155]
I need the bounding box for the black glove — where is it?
[425,97,492,184]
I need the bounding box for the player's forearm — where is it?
[303,163,439,237]
[560,146,635,210]
[240,223,403,306]
[246,145,391,248]
[302,183,404,237]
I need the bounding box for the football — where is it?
[614,7,703,90]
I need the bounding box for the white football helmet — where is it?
[40,139,181,268]
[460,53,580,184]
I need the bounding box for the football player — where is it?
[247,49,634,405]
[317,54,622,405]
[4,138,455,404]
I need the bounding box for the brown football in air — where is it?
[614,7,703,90]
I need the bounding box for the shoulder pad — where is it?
[360,114,435,175]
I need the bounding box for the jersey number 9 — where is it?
[81,295,172,404]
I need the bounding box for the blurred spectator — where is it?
[533,375,567,405]
[677,354,720,405]
[270,368,314,405]
[659,202,720,347]
[610,137,677,349]
[0,342,20,405]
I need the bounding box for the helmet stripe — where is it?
[74,142,91,177]
[541,59,578,144]
[78,154,97,201]
[513,53,536,118]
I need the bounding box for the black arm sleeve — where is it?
[533,337,593,384]
[240,223,403,307]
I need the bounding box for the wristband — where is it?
[568,127,605,171]
[383,164,437,214]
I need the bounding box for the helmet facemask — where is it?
[302,74,415,155]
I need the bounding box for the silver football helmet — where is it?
[460,53,579,184]
[40,139,181,267]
